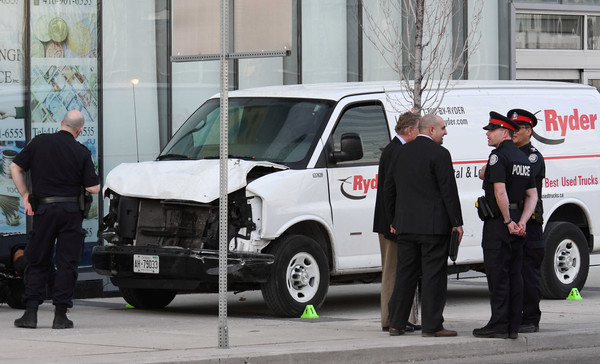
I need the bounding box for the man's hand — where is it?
[452,226,464,245]
[23,194,34,216]
[508,221,526,236]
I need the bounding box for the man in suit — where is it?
[373,111,421,333]
[384,114,463,337]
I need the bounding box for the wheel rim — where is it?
[286,252,320,303]
[554,238,581,285]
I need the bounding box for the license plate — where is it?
[133,254,159,274]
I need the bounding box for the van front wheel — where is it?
[261,235,329,317]
[119,287,177,309]
[540,222,590,299]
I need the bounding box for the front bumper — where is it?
[92,245,273,291]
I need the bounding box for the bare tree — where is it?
[359,0,483,114]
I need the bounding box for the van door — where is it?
[325,100,391,272]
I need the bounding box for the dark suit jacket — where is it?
[373,137,403,240]
[383,135,463,235]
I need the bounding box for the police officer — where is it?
[10,110,100,329]
[508,108,546,333]
[473,112,537,340]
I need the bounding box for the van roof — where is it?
[221,80,594,101]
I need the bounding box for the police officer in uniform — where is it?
[473,112,537,339]
[10,110,100,329]
[508,108,546,333]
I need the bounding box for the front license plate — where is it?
[133,254,159,274]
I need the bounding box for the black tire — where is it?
[119,287,177,309]
[260,235,329,317]
[6,281,25,309]
[540,222,590,299]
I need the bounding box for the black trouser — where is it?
[23,202,84,309]
[482,218,525,334]
[388,234,448,333]
[522,221,544,326]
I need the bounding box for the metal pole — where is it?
[130,78,140,163]
[218,0,230,349]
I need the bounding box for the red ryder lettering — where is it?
[545,109,597,136]
[354,175,378,194]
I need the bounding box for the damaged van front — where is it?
[92,95,336,312]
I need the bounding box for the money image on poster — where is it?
[29,0,100,247]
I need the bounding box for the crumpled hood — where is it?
[104,159,288,203]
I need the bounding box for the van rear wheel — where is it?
[540,222,589,299]
[261,235,329,317]
[119,287,177,309]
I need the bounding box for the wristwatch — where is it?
[503,218,513,225]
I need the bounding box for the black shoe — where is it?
[518,323,539,333]
[14,308,37,329]
[473,327,508,339]
[382,326,389,332]
[389,327,405,336]
[407,322,422,331]
[509,332,518,340]
[53,311,74,329]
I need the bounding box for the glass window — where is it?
[516,14,583,49]
[331,103,389,166]
[161,97,334,168]
[588,16,600,50]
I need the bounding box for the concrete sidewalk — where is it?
[1,272,599,363]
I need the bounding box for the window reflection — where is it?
[516,14,582,49]
[588,16,600,50]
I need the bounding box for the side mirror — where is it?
[330,133,363,163]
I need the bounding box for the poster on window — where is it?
[29,0,99,254]
[0,0,26,234]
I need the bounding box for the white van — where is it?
[92,81,600,317]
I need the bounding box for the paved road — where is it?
[1,255,599,363]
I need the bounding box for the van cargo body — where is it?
[92,81,600,316]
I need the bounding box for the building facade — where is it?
[0,0,600,262]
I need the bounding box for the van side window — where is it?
[331,103,390,166]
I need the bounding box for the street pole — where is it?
[218,0,230,349]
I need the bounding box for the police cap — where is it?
[507,108,537,128]
[483,111,518,132]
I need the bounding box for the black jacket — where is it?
[384,135,463,235]
[373,137,403,240]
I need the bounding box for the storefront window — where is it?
[0,1,26,234]
[516,14,583,49]
[588,16,600,50]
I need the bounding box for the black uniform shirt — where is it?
[519,142,545,200]
[483,140,535,204]
[13,130,99,198]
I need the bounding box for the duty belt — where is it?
[508,202,520,210]
[38,196,78,204]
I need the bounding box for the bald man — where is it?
[11,110,100,329]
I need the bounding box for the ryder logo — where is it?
[533,109,597,145]
[339,175,378,200]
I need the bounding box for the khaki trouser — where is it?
[379,233,419,328]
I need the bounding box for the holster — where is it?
[476,196,496,221]
[79,188,93,219]
[28,194,39,213]
[531,200,544,224]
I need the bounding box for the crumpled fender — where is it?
[104,159,287,203]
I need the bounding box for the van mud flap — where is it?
[91,245,274,290]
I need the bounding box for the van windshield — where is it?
[159,98,334,166]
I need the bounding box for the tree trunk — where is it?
[413,0,424,114]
